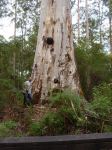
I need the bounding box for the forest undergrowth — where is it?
[0,83,112,137]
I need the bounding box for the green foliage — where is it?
[104,125,112,132]
[0,120,17,137]
[29,85,112,135]
[0,78,23,111]
[0,30,36,110]
[50,90,83,109]
[50,90,85,123]
[29,91,86,136]
[91,96,111,118]
[29,111,69,136]
[29,122,43,136]
[85,83,112,132]
[90,83,112,119]
[41,112,65,135]
[76,39,112,100]
[93,83,112,99]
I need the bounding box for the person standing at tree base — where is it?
[23,77,32,106]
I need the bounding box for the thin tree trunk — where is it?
[32,0,81,104]
[77,0,80,41]
[85,0,89,40]
[13,0,17,78]
[109,0,112,53]
[99,0,102,44]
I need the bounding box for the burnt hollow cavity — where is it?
[35,64,37,68]
[50,48,54,52]
[65,53,71,61]
[46,37,54,45]
[51,0,54,5]
[54,78,60,84]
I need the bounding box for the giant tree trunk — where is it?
[32,0,81,104]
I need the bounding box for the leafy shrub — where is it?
[48,86,112,133]
[0,79,23,112]
[104,125,112,132]
[90,96,111,118]
[75,40,112,100]
[93,83,112,100]
[50,90,84,109]
[90,83,112,119]
[86,83,112,132]
[29,90,87,136]
[0,120,17,137]
[29,112,65,136]
[50,90,86,120]
[29,122,43,136]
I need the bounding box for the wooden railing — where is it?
[0,133,112,150]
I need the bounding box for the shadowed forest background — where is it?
[0,0,112,137]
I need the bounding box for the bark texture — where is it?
[32,0,81,103]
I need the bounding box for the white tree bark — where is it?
[77,0,80,40]
[32,0,81,104]
[85,0,89,40]
[109,0,112,53]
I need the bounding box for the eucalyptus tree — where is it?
[85,0,89,40]
[13,0,17,80]
[31,0,81,104]
[6,0,40,81]
[15,0,40,38]
[109,0,112,53]
[102,0,112,52]
[77,0,80,40]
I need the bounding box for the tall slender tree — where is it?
[13,0,17,78]
[77,0,80,40]
[85,0,89,40]
[98,0,102,44]
[109,0,112,53]
[102,0,112,52]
